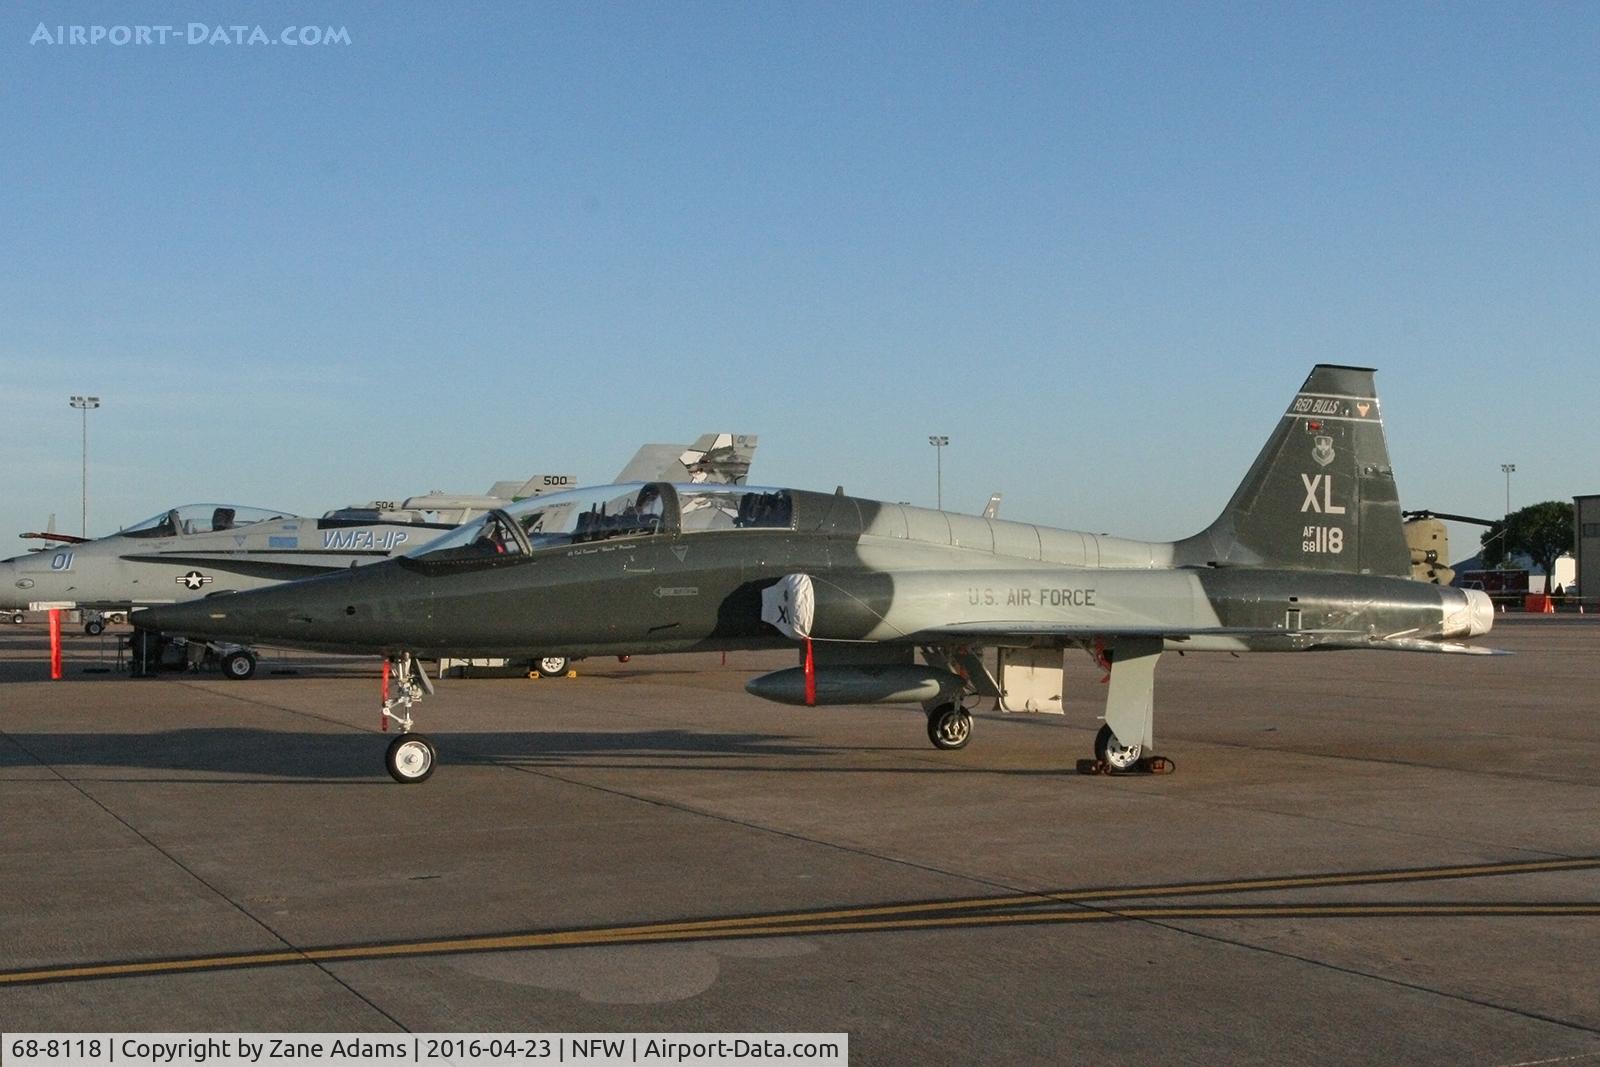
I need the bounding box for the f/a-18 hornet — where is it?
[139,367,1495,782]
[0,433,757,676]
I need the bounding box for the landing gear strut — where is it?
[381,652,437,784]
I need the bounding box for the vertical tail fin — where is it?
[1176,365,1410,576]
[613,433,759,485]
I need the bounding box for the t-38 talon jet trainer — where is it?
[0,433,757,674]
[136,367,1496,783]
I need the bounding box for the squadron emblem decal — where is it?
[1311,435,1336,467]
[178,571,213,590]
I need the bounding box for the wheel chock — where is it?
[565,669,578,678]
[526,671,541,680]
[1076,755,1176,776]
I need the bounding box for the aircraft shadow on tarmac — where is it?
[0,727,1072,783]
[0,657,383,684]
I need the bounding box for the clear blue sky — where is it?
[3,3,1596,554]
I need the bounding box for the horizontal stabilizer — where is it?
[20,530,90,544]
[1321,637,1509,655]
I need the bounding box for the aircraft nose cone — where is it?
[0,557,38,609]
[136,564,395,648]
[137,599,227,635]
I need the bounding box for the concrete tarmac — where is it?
[1,618,1597,1065]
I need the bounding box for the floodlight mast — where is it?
[928,435,949,511]
[69,395,101,537]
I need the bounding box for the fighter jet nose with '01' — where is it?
[137,366,1500,783]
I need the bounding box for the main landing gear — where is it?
[380,652,437,784]
[1093,723,1142,771]
[914,640,1177,772]
[83,610,128,636]
[533,655,570,678]
[926,702,973,750]
[1083,638,1173,774]
[1082,722,1174,774]
[221,649,258,680]
[127,629,257,679]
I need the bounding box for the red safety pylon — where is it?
[48,609,62,680]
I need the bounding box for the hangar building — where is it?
[1575,494,1600,600]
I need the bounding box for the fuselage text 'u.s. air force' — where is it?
[969,587,1096,607]
[322,529,410,552]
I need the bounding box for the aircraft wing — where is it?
[909,621,1345,641]
[908,621,1502,654]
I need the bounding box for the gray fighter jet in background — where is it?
[614,433,759,485]
[138,367,1495,783]
[395,433,760,519]
[3,503,455,648]
[1,433,757,675]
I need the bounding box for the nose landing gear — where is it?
[385,734,437,784]
[380,652,437,784]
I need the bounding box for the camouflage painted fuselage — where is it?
[132,484,1488,660]
[138,365,1496,670]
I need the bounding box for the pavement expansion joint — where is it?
[4,855,1595,990]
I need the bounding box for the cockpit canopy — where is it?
[121,504,291,539]
[404,483,794,563]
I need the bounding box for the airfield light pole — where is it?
[929,435,949,511]
[69,395,100,538]
[1501,462,1516,517]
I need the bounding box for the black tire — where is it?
[1094,723,1143,770]
[534,655,569,678]
[8,613,22,625]
[926,703,973,750]
[84,619,105,637]
[386,734,437,784]
[221,650,257,680]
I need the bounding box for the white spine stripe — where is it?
[1279,413,1385,424]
